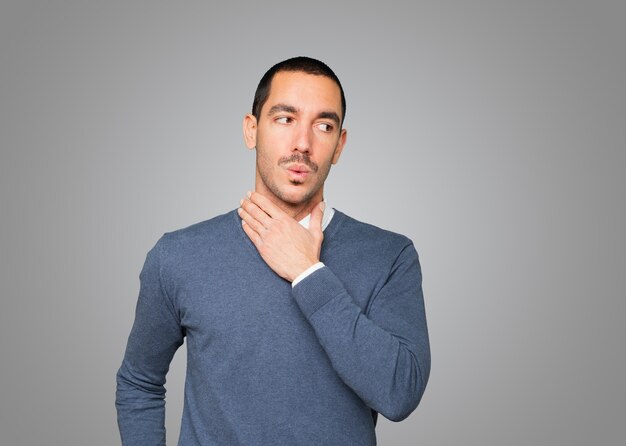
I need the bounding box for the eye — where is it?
[275,117,293,124]
[317,123,333,133]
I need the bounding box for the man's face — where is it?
[243,71,347,208]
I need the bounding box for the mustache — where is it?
[278,153,319,172]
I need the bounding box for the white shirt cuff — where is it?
[292,262,325,287]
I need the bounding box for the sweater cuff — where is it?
[292,262,325,287]
[291,266,346,318]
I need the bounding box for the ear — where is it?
[332,128,347,164]
[243,114,257,149]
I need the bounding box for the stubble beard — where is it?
[255,150,333,207]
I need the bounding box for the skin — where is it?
[239,71,348,281]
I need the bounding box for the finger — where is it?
[309,201,325,235]
[241,216,263,247]
[238,206,265,237]
[241,197,273,229]
[247,191,287,219]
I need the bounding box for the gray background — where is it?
[1,1,624,445]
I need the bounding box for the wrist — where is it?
[292,262,325,287]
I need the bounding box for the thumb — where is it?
[309,201,325,236]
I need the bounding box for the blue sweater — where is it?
[116,209,430,445]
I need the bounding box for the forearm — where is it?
[115,236,184,445]
[116,361,167,446]
[116,332,181,446]
[291,253,430,421]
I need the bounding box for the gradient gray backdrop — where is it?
[1,1,624,445]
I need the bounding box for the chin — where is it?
[280,192,310,205]
[275,185,317,205]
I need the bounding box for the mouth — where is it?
[286,164,311,180]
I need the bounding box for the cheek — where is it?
[256,148,274,174]
[314,152,336,181]
[255,140,282,180]
[256,129,284,157]
[319,140,341,165]
[254,133,271,162]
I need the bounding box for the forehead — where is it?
[263,71,342,117]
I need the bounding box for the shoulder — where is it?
[153,209,239,257]
[331,209,415,256]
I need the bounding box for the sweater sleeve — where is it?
[115,237,185,445]
[291,242,430,422]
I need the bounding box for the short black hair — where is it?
[252,56,346,127]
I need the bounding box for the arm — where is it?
[291,242,430,422]
[238,192,430,421]
[116,238,185,445]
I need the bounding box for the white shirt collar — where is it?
[298,201,334,231]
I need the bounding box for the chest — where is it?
[167,241,389,350]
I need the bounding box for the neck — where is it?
[254,185,324,221]
[262,194,323,221]
[285,200,322,222]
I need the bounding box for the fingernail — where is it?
[240,199,244,206]
[246,191,252,198]
[320,202,326,211]
[237,207,242,214]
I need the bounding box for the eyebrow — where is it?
[267,103,341,127]
[267,104,298,116]
[318,111,341,127]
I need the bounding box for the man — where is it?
[116,56,430,445]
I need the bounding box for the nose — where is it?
[293,123,312,153]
